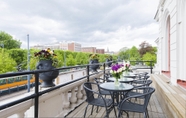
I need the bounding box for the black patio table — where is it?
[100,82,134,106]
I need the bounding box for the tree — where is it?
[8,49,27,68]
[75,52,84,65]
[139,41,153,57]
[29,49,39,70]
[81,53,89,64]
[0,49,17,73]
[66,54,76,66]
[129,46,140,61]
[55,50,64,67]
[0,31,22,49]
[142,52,156,66]
[118,49,128,61]
[98,54,106,63]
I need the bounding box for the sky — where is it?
[0,0,159,52]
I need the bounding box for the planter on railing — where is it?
[89,59,99,72]
[36,60,59,87]
[106,59,112,67]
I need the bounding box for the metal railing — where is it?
[129,61,153,73]
[0,60,153,117]
[0,61,112,117]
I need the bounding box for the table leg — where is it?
[110,91,117,118]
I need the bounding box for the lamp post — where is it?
[27,34,30,92]
[64,50,66,66]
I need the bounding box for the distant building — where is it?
[105,47,114,55]
[59,42,68,50]
[44,42,61,50]
[96,49,105,54]
[31,42,68,50]
[81,47,96,53]
[30,45,44,50]
[68,42,81,52]
[31,41,105,54]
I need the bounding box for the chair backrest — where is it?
[141,80,153,95]
[144,79,152,86]
[104,73,113,82]
[142,87,155,111]
[94,78,105,84]
[121,87,155,112]
[138,72,148,79]
[83,82,95,102]
[133,79,153,87]
[144,75,150,80]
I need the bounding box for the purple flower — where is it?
[111,64,124,71]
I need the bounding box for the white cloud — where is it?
[0,0,159,52]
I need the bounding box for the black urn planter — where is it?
[36,60,59,88]
[106,59,112,67]
[89,59,99,72]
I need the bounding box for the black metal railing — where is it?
[0,60,153,117]
[0,61,112,118]
[129,61,154,74]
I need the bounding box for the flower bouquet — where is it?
[110,63,124,85]
[124,63,130,75]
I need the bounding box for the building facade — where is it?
[96,49,105,54]
[31,42,68,50]
[68,42,81,52]
[81,47,97,53]
[30,45,44,50]
[155,0,186,85]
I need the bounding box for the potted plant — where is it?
[89,54,99,72]
[34,48,59,88]
[106,55,113,67]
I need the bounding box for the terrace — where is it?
[0,61,185,118]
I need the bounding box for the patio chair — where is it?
[132,79,152,88]
[117,86,155,118]
[104,73,114,82]
[126,80,153,99]
[83,82,116,118]
[94,78,112,97]
[138,72,149,80]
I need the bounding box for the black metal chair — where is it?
[132,79,152,88]
[83,82,117,118]
[127,80,153,99]
[94,78,112,97]
[138,72,149,80]
[117,87,155,118]
[104,73,114,82]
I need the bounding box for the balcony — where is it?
[0,61,185,118]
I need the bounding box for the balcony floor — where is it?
[66,92,167,118]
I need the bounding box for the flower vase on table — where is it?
[115,77,120,86]
[120,73,124,78]
[124,63,130,75]
[124,70,129,76]
[110,63,124,86]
